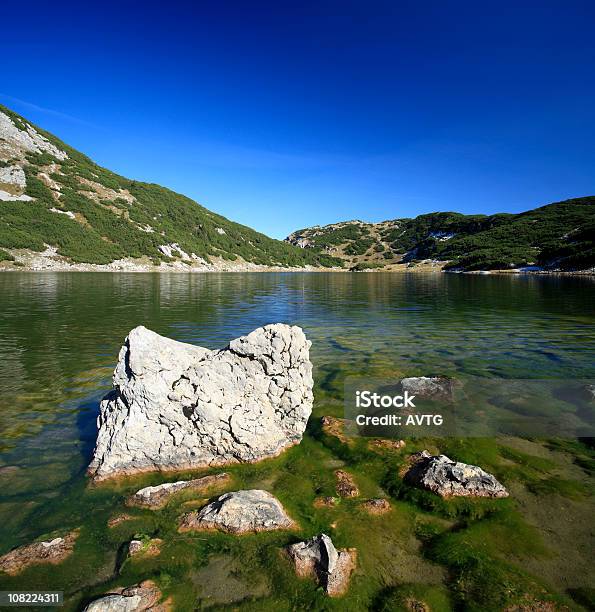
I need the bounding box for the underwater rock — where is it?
[321,415,353,445]
[400,376,456,400]
[335,470,359,497]
[313,496,339,508]
[286,533,356,597]
[83,580,165,611]
[179,489,295,534]
[361,498,391,515]
[107,514,134,528]
[404,451,508,498]
[88,324,313,481]
[126,473,231,509]
[0,530,79,575]
[368,438,406,453]
[128,538,162,558]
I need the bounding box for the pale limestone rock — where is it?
[126,473,230,509]
[0,110,67,160]
[179,489,295,533]
[0,165,26,189]
[405,451,508,498]
[88,325,313,480]
[83,580,164,612]
[286,534,356,596]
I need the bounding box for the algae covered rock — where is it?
[405,450,508,498]
[88,324,313,480]
[286,533,356,596]
[126,473,230,509]
[0,530,78,575]
[83,580,165,611]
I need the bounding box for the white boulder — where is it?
[88,324,313,480]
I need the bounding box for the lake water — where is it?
[0,272,593,607]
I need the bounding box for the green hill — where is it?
[0,105,341,269]
[286,198,595,272]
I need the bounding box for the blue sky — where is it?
[2,1,594,238]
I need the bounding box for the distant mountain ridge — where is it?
[1,104,592,273]
[0,105,342,271]
[286,199,595,272]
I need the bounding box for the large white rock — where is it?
[88,324,313,480]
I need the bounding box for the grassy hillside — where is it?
[286,198,595,271]
[0,105,342,268]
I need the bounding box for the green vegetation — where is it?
[350,262,385,272]
[0,104,343,268]
[289,200,595,271]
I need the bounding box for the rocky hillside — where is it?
[286,199,595,272]
[0,105,342,271]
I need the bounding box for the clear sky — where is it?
[2,1,594,238]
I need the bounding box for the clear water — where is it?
[0,272,593,607]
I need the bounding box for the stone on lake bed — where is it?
[88,324,313,481]
[179,489,295,534]
[400,376,456,400]
[0,529,79,575]
[335,470,359,497]
[83,580,165,612]
[361,498,391,515]
[128,538,162,558]
[405,450,508,498]
[126,473,231,509]
[286,533,356,597]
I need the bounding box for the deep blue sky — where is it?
[2,1,594,238]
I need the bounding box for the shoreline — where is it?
[1,265,592,276]
[0,249,592,276]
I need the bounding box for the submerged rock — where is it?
[107,514,134,528]
[126,473,230,509]
[0,530,78,575]
[321,416,353,445]
[88,324,313,481]
[313,496,339,508]
[83,580,165,611]
[400,376,456,400]
[361,498,391,515]
[179,489,295,533]
[128,538,162,558]
[368,438,406,453]
[404,451,508,498]
[286,534,356,597]
[335,470,359,497]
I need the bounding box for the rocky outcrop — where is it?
[286,534,356,597]
[83,580,165,612]
[179,489,295,533]
[404,451,508,498]
[88,325,313,481]
[400,377,456,400]
[126,473,230,509]
[335,470,359,497]
[0,530,78,575]
[0,109,68,161]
